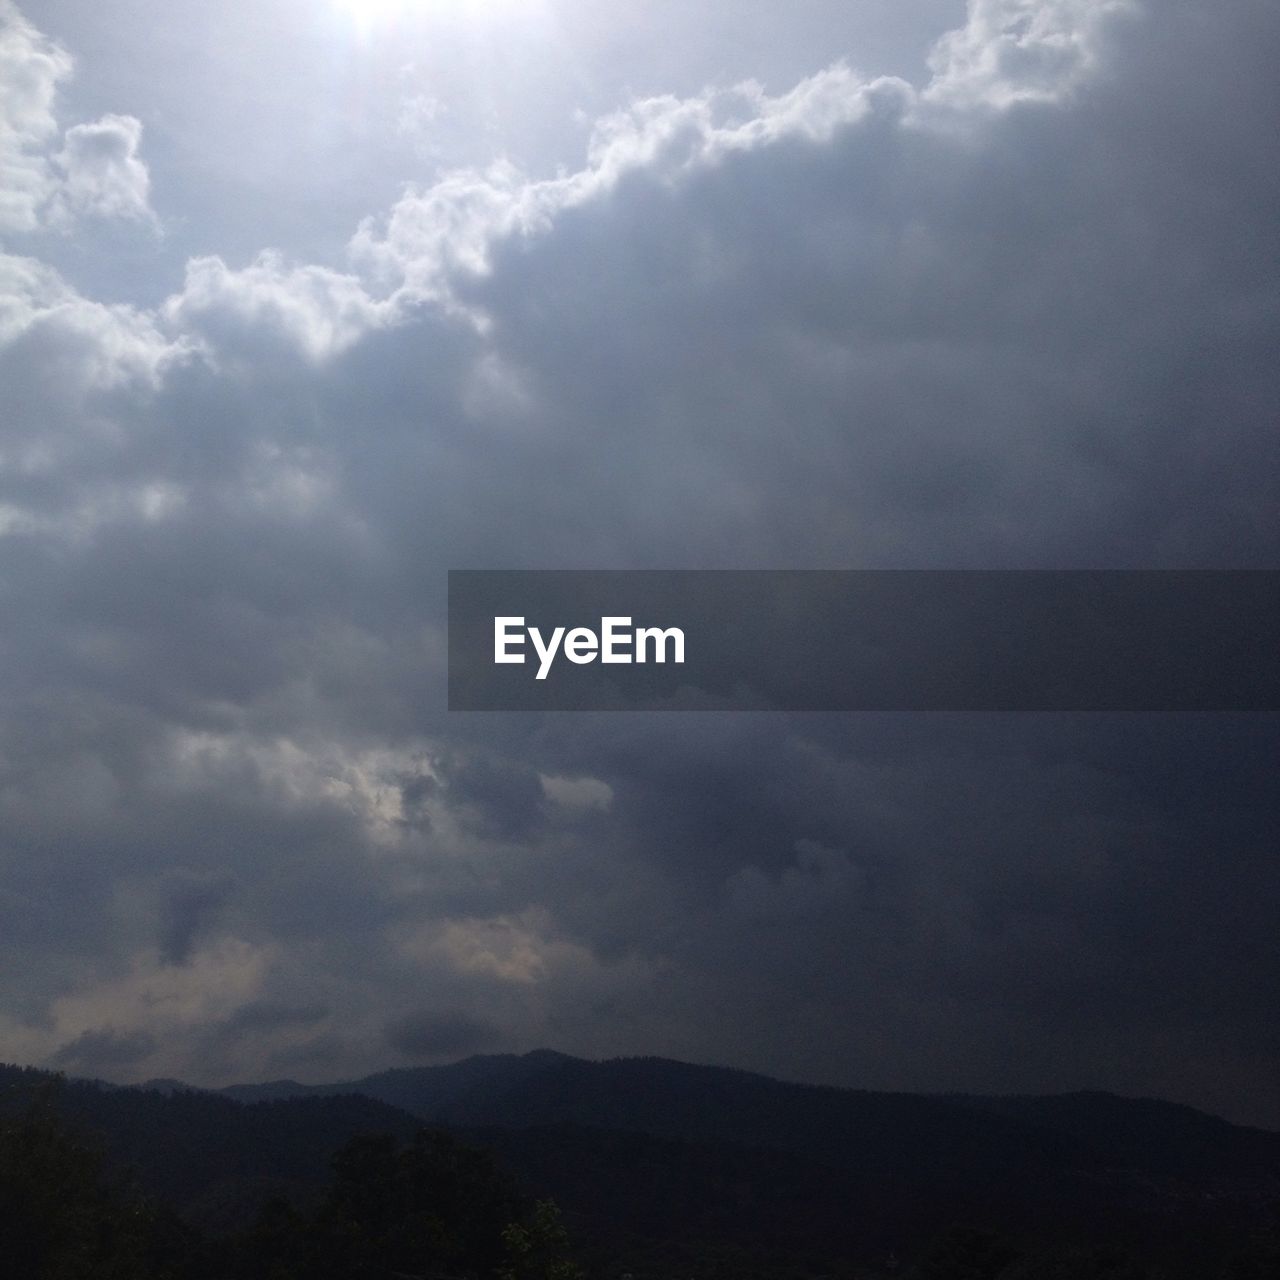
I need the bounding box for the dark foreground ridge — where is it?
[3,1053,1279,1278]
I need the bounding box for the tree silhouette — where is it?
[0,1074,184,1280]
[315,1128,527,1278]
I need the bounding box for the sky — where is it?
[1,0,1277,1127]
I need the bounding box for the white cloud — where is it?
[49,112,156,229]
[0,0,1134,366]
[0,0,72,232]
[144,65,909,356]
[164,729,425,847]
[348,66,907,323]
[183,1,1126,358]
[924,0,1135,109]
[0,1,157,235]
[0,252,180,387]
[164,251,395,362]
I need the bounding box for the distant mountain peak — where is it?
[132,1078,210,1096]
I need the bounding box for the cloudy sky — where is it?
[1,0,1277,1126]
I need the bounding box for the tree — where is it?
[316,1128,526,1278]
[499,1198,585,1280]
[0,1075,178,1280]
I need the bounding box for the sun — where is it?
[328,0,535,43]
[329,0,436,40]
[330,0,484,34]
[332,0,415,30]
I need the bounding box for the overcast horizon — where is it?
[1,0,1277,1129]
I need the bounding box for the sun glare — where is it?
[333,0,415,34]
[327,0,544,46]
[331,0,490,36]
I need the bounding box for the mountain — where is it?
[219,1047,575,1111]
[1,1061,422,1232]
[206,1051,1280,1266]
[5,1054,1279,1277]
[218,1050,1280,1196]
[952,1089,1280,1184]
[134,1076,211,1096]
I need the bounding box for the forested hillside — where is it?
[3,1055,1280,1278]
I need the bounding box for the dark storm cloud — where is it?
[52,1026,158,1071]
[219,1001,330,1036]
[159,872,234,965]
[384,1008,504,1060]
[446,14,1278,572]
[0,0,1277,1127]
[437,753,547,842]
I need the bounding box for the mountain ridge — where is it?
[204,1048,1280,1133]
[136,1048,1280,1205]
[5,1053,1279,1275]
